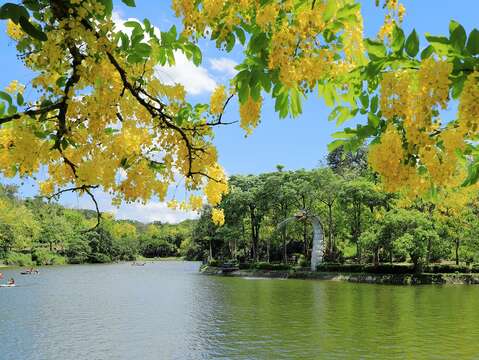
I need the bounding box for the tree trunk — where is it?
[328,204,333,257]
[426,237,432,265]
[208,238,213,261]
[303,222,308,258]
[282,229,287,264]
[455,239,460,265]
[266,237,270,263]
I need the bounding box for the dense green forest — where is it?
[2,147,479,271]
[189,147,479,272]
[0,185,194,266]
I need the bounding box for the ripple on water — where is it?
[1,263,479,359]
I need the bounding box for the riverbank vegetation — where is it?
[0,185,194,266]
[186,147,479,273]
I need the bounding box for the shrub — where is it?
[239,262,252,270]
[207,259,221,267]
[297,255,308,268]
[254,262,290,271]
[4,252,33,266]
[32,248,66,265]
[88,253,112,263]
[425,264,471,274]
[317,263,415,274]
[65,237,91,264]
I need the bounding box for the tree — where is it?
[0,0,229,226]
[313,168,343,259]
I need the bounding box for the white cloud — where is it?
[156,51,217,95]
[112,12,161,39]
[64,189,198,224]
[209,57,238,77]
[115,201,198,223]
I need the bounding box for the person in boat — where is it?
[0,272,3,279]
[7,278,14,285]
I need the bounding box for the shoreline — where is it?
[200,266,479,285]
[0,258,186,269]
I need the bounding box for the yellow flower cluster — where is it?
[6,20,24,41]
[189,195,203,211]
[368,124,424,195]
[239,96,262,135]
[1,0,230,222]
[256,3,280,31]
[372,58,464,195]
[458,72,479,137]
[211,208,225,226]
[210,85,227,115]
[378,0,405,41]
[5,80,25,94]
[173,0,364,91]
[204,165,228,206]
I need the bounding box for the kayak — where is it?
[20,271,39,275]
[0,284,16,288]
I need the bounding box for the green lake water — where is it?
[1,261,478,359]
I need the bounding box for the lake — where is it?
[1,261,479,359]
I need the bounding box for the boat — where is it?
[0,284,16,288]
[131,262,146,266]
[20,270,39,275]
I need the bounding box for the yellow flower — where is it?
[210,85,227,115]
[239,96,262,135]
[5,80,25,94]
[189,194,203,211]
[6,20,24,40]
[211,208,225,226]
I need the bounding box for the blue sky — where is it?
[0,0,477,222]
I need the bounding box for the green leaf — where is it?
[328,139,346,152]
[23,1,41,11]
[331,131,355,139]
[365,39,386,59]
[97,0,113,15]
[451,75,466,99]
[290,88,302,117]
[191,45,202,66]
[466,29,479,55]
[336,107,353,126]
[420,45,434,59]
[0,3,29,23]
[249,33,268,53]
[368,113,380,127]
[18,16,47,41]
[391,25,405,53]
[16,92,24,106]
[370,95,378,113]
[122,0,136,7]
[234,27,246,45]
[0,91,12,106]
[405,29,419,57]
[359,93,369,108]
[449,20,467,51]
[134,43,151,57]
[238,83,250,104]
[0,102,5,115]
[7,105,17,115]
[323,0,337,22]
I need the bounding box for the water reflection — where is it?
[1,263,479,359]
